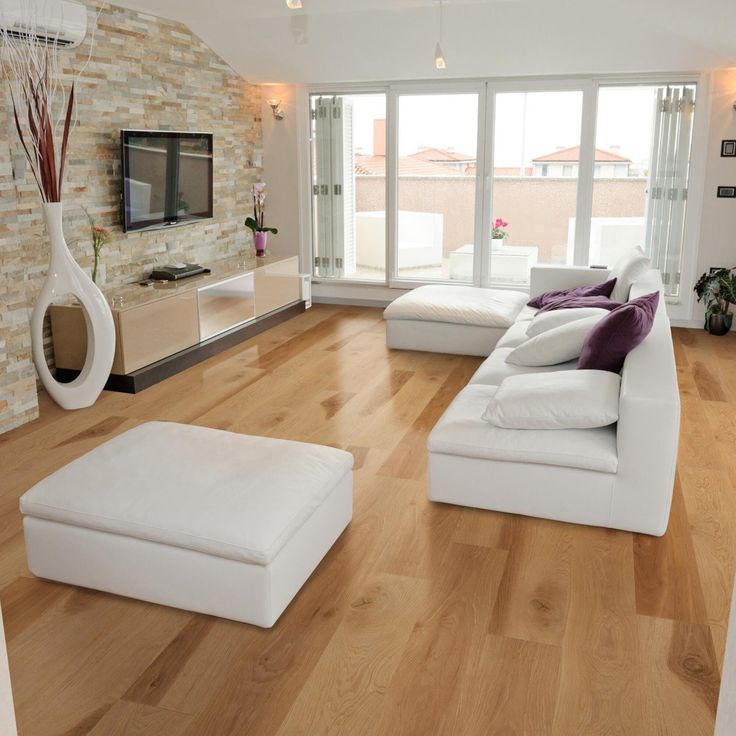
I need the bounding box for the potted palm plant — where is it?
[694,267,736,335]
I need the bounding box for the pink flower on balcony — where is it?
[491,218,509,240]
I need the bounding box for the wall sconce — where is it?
[268,98,285,120]
[286,0,302,8]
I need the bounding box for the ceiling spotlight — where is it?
[434,42,446,70]
[434,0,446,70]
[286,0,303,8]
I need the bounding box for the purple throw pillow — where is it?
[536,295,620,314]
[578,291,660,373]
[528,277,617,309]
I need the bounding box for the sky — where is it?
[341,86,666,168]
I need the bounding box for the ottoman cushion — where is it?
[20,421,353,566]
[383,285,527,328]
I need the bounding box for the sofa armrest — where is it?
[529,265,610,298]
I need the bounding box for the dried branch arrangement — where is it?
[0,1,97,202]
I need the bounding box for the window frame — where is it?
[303,73,702,305]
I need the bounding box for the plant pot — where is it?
[491,238,506,251]
[31,203,115,409]
[707,313,733,336]
[254,231,267,257]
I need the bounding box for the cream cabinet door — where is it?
[254,256,300,317]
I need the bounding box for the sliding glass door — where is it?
[488,90,584,286]
[309,77,698,296]
[395,92,480,283]
[591,83,696,297]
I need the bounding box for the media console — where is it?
[50,253,304,393]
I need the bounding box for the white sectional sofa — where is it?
[387,265,680,536]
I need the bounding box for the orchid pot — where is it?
[254,231,268,257]
[245,182,278,258]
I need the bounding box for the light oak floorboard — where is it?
[0,314,732,734]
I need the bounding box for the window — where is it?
[489,90,583,284]
[308,77,698,295]
[396,93,480,282]
[590,84,696,296]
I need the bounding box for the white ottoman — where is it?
[19,422,353,628]
[383,284,528,357]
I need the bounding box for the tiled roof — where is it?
[532,145,631,163]
[410,147,476,163]
[355,155,465,176]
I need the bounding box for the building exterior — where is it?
[532,145,632,178]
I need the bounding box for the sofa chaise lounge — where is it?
[385,264,680,536]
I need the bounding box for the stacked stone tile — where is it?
[0,0,264,434]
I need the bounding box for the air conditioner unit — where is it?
[0,0,87,48]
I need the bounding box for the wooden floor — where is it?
[0,304,734,735]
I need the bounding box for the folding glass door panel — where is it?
[395,93,480,283]
[592,84,695,297]
[310,93,387,282]
[488,90,584,286]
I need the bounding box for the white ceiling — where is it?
[113,0,736,84]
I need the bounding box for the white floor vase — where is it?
[31,203,115,410]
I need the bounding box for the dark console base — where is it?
[55,300,307,394]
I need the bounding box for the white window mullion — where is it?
[386,88,399,286]
[313,97,333,278]
[573,81,598,266]
[329,96,345,279]
[474,83,491,287]
[643,87,664,259]
[663,86,695,296]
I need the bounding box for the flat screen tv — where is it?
[121,130,213,232]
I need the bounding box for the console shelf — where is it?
[50,254,304,394]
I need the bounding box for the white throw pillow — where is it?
[526,307,609,338]
[609,247,651,302]
[482,370,621,429]
[506,314,604,367]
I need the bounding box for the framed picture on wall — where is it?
[717,186,736,198]
[721,140,736,157]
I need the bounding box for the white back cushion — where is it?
[526,307,609,337]
[507,314,605,367]
[609,247,651,302]
[482,370,622,429]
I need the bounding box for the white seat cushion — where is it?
[469,347,577,386]
[383,285,527,328]
[19,422,354,566]
[428,384,618,473]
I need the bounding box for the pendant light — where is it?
[286,0,303,9]
[435,0,447,70]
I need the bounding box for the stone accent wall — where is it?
[0,0,263,435]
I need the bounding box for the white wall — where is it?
[693,69,736,329]
[260,84,305,262]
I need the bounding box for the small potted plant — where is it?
[83,208,113,284]
[491,218,509,250]
[694,267,736,335]
[245,182,278,257]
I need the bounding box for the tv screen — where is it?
[121,130,213,232]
